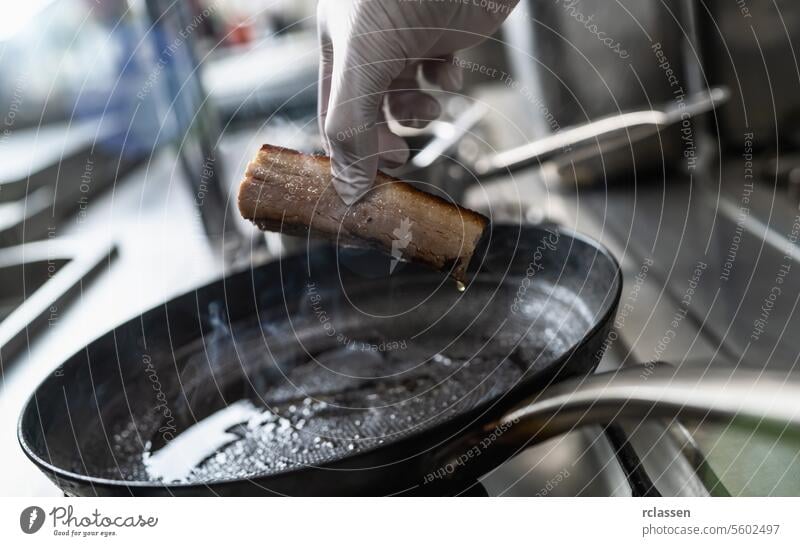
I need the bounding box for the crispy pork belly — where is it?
[237,145,488,282]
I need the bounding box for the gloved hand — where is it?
[317,0,519,204]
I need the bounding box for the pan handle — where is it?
[430,363,800,485]
[471,87,729,179]
[498,362,800,443]
[404,87,728,183]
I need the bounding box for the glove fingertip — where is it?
[332,175,368,205]
[330,156,376,205]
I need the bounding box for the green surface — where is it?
[692,423,800,496]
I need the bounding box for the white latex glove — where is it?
[317,0,519,204]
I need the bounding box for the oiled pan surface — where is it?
[19,225,620,490]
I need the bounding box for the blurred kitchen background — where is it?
[2,0,800,496]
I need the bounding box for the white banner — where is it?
[1,497,797,545]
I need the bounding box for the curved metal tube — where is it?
[500,362,800,445]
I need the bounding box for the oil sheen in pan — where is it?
[100,281,591,484]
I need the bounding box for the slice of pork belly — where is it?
[237,144,488,282]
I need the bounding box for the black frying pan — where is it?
[18,224,623,495]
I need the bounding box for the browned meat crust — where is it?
[237,144,488,282]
